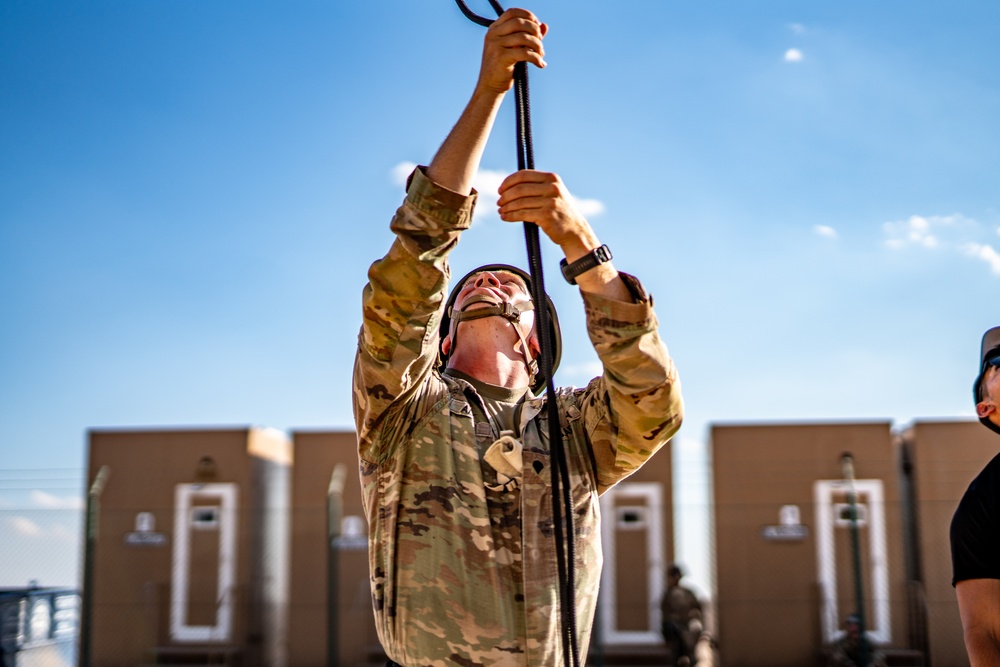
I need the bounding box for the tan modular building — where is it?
[712,418,1000,667]
[712,422,913,667]
[85,426,678,665]
[901,419,1000,667]
[85,427,292,667]
[286,430,380,666]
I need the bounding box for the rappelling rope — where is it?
[453,3,580,667]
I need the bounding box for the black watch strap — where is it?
[559,244,613,285]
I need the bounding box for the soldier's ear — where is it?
[527,331,540,358]
[977,400,996,419]
[441,334,453,356]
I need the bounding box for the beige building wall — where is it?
[86,427,291,667]
[287,430,378,667]
[712,422,909,667]
[905,419,999,667]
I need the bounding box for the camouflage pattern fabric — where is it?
[661,584,702,627]
[353,167,684,666]
[661,585,702,666]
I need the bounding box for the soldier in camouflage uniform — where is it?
[353,8,684,666]
[660,564,702,666]
[826,615,887,667]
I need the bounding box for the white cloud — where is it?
[883,214,947,249]
[389,163,605,223]
[881,213,1000,277]
[30,490,84,511]
[963,243,1000,275]
[882,213,976,249]
[784,48,804,63]
[390,161,417,187]
[5,516,78,544]
[471,168,507,221]
[470,169,606,222]
[8,516,42,537]
[573,197,605,218]
[814,225,838,239]
[49,523,77,541]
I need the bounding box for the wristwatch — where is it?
[559,244,613,285]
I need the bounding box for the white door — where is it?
[170,483,238,642]
[599,482,665,644]
[813,479,890,644]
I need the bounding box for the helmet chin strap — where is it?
[449,297,538,380]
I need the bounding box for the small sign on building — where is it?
[761,504,809,542]
[124,511,167,547]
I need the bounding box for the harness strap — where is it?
[450,300,533,324]
[450,299,540,380]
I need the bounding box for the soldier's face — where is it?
[452,270,532,315]
[443,270,537,359]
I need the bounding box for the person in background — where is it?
[951,326,1000,665]
[661,563,702,666]
[826,614,887,667]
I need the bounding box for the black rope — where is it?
[453,3,580,667]
[454,0,500,26]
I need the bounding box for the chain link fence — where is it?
[0,467,84,667]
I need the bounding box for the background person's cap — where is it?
[974,326,1000,435]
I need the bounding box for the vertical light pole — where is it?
[840,453,869,667]
[326,464,346,667]
[80,465,110,667]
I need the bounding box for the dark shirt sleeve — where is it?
[951,452,1000,585]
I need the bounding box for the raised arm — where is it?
[958,579,1000,666]
[497,169,683,488]
[427,9,547,195]
[497,169,631,302]
[354,9,549,454]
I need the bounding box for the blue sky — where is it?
[2,1,998,595]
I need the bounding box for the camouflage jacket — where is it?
[353,168,683,666]
[661,585,702,626]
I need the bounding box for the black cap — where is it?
[974,326,1000,436]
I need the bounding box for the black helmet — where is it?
[439,264,561,394]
